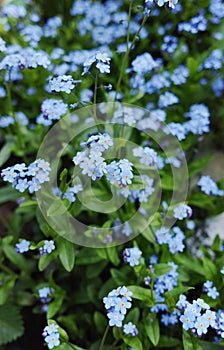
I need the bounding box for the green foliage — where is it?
[0,304,24,345]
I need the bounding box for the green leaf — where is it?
[145,317,160,346]
[47,199,69,216]
[198,340,224,350]
[189,193,215,210]
[0,304,24,345]
[110,268,130,285]
[187,57,199,75]
[86,261,107,279]
[183,329,202,350]
[158,335,181,348]
[202,257,219,281]
[0,137,16,167]
[164,286,194,310]
[153,263,172,276]
[127,286,154,306]
[105,246,120,266]
[57,237,75,272]
[123,335,142,350]
[2,244,29,272]
[47,296,64,318]
[0,186,20,204]
[76,248,103,265]
[125,307,140,324]
[93,311,107,334]
[0,277,16,305]
[38,250,58,271]
[188,156,211,177]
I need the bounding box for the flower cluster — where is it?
[133,146,159,167]
[198,176,224,196]
[82,51,111,75]
[49,75,78,93]
[150,262,180,325]
[103,286,133,327]
[174,203,192,220]
[123,247,142,267]
[155,226,185,253]
[42,324,60,349]
[73,133,133,187]
[37,99,68,126]
[203,281,220,300]
[1,159,51,193]
[177,296,218,336]
[145,0,178,9]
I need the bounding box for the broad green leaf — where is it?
[125,307,140,324]
[145,317,160,346]
[47,296,64,319]
[183,329,202,350]
[106,246,120,266]
[158,335,181,348]
[165,286,194,310]
[110,268,130,285]
[0,137,15,167]
[187,57,199,75]
[188,156,211,177]
[86,261,107,279]
[76,249,103,265]
[0,304,24,345]
[93,311,107,334]
[0,186,20,204]
[199,340,224,350]
[123,335,142,350]
[2,245,29,272]
[189,193,215,210]
[57,237,75,272]
[0,277,16,305]
[127,285,154,306]
[153,263,172,276]
[203,256,219,281]
[38,251,58,271]
[47,199,69,216]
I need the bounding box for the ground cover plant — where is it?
[0,0,224,349]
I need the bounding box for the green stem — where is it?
[5,75,13,116]
[115,8,148,97]
[93,70,101,132]
[99,324,110,350]
[0,263,17,277]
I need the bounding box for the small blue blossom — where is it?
[45,332,60,349]
[43,240,56,254]
[123,247,142,267]
[15,239,30,253]
[123,322,138,336]
[174,203,192,220]
[198,176,224,196]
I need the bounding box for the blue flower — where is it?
[174,203,192,220]
[45,332,60,349]
[107,311,124,327]
[195,315,210,336]
[180,312,196,330]
[43,240,56,254]
[123,322,138,336]
[15,239,30,253]
[123,247,142,267]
